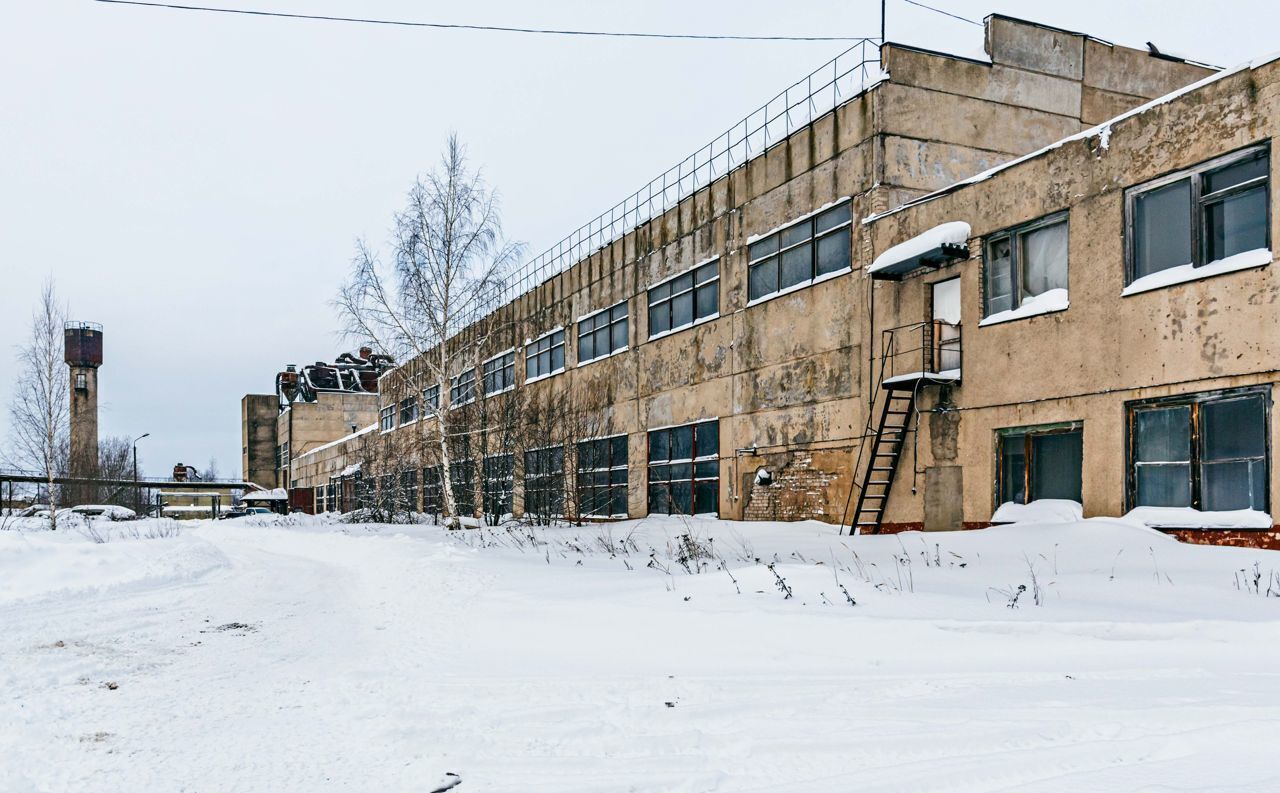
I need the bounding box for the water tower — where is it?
[65,321,103,486]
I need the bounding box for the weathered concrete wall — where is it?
[864,57,1280,542]
[277,16,1215,526]
[241,394,278,489]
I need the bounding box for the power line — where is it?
[901,0,982,27]
[94,0,877,42]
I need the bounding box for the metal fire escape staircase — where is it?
[843,320,961,535]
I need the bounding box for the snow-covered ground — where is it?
[3,513,1280,792]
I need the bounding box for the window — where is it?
[996,424,1083,506]
[74,372,87,390]
[1127,145,1270,283]
[275,441,290,470]
[524,447,565,520]
[482,351,516,395]
[482,454,514,518]
[423,384,440,412]
[451,369,476,407]
[525,329,565,381]
[648,261,718,338]
[983,213,1068,317]
[396,469,417,512]
[647,420,719,516]
[422,466,443,517]
[747,202,851,302]
[399,396,418,425]
[379,404,396,432]
[578,301,628,363]
[450,460,475,515]
[1129,389,1269,512]
[577,435,629,517]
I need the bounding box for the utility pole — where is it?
[881,0,886,46]
[133,432,149,513]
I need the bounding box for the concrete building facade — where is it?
[250,15,1280,547]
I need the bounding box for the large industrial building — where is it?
[244,15,1280,547]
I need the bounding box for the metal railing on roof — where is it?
[498,39,883,306]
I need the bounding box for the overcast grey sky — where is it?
[1,0,1274,477]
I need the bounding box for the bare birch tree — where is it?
[7,279,69,529]
[336,135,522,522]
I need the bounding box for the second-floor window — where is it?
[525,329,565,381]
[378,405,395,432]
[483,351,516,395]
[1126,144,1270,285]
[748,202,851,302]
[399,396,418,425]
[578,300,628,364]
[648,260,718,338]
[423,384,440,412]
[451,369,475,407]
[983,212,1068,319]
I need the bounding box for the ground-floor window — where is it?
[1129,388,1269,511]
[578,435,629,517]
[523,447,564,520]
[450,460,475,515]
[422,466,442,517]
[482,454,513,519]
[398,469,417,512]
[996,423,1083,505]
[647,420,719,515]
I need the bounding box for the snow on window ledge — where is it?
[978,288,1069,327]
[1121,506,1274,530]
[991,499,1083,525]
[1121,248,1272,297]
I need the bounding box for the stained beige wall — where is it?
[866,58,1280,528]
[278,17,1215,524]
[241,394,278,489]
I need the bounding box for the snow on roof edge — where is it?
[296,423,378,460]
[862,51,1280,227]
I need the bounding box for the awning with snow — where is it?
[243,488,289,502]
[868,221,970,280]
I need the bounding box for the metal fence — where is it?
[499,39,883,305]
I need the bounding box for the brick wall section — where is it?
[744,451,842,522]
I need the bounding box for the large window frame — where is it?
[647,420,719,516]
[994,422,1083,508]
[982,211,1069,319]
[525,328,566,383]
[399,395,418,426]
[523,446,565,520]
[747,201,852,304]
[1125,143,1271,285]
[482,350,516,396]
[577,434,629,517]
[578,300,629,364]
[482,454,514,520]
[451,369,476,408]
[648,260,718,339]
[423,384,440,413]
[378,405,396,433]
[1126,386,1271,515]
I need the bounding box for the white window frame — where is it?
[746,200,853,306]
[577,300,629,366]
[647,258,720,341]
[482,349,516,396]
[450,369,476,408]
[524,327,567,384]
[378,404,396,433]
